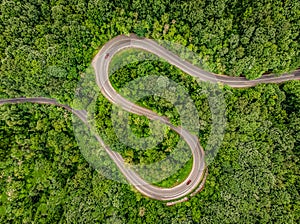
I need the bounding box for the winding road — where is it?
[1,34,300,203]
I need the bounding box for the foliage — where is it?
[1,0,300,223]
[1,79,300,222]
[1,0,299,103]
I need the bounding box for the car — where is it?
[105,53,109,59]
[186,180,191,185]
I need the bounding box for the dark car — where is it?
[105,53,109,59]
[186,180,191,185]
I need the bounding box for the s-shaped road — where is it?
[1,34,300,202]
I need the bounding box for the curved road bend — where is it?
[93,34,300,88]
[0,97,206,201]
[1,34,300,201]
[93,37,207,201]
[91,34,300,200]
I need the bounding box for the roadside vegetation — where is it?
[1,0,299,104]
[154,158,193,188]
[95,93,182,166]
[1,80,300,222]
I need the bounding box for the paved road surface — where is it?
[1,34,300,202]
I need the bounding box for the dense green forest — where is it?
[1,0,300,223]
[1,81,300,222]
[1,0,300,103]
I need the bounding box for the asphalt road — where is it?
[1,34,299,202]
[91,34,300,201]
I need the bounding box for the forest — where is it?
[1,0,300,103]
[0,0,300,223]
[1,81,300,223]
